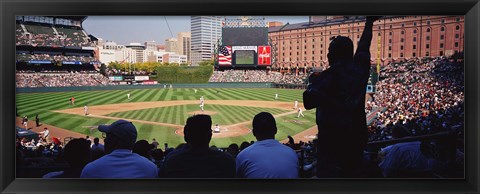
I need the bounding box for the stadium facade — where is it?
[190,16,223,66]
[268,16,464,69]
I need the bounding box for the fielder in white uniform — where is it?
[84,105,89,116]
[294,100,298,109]
[39,127,50,139]
[214,124,220,133]
[200,101,205,112]
[275,93,279,100]
[194,89,197,94]
[199,96,205,112]
[297,107,304,118]
[127,93,131,100]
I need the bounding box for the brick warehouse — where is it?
[268,16,464,70]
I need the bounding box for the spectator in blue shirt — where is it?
[236,112,299,178]
[80,120,158,178]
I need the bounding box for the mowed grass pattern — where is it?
[16,88,314,147]
[107,104,290,126]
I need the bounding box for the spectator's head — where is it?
[227,143,239,158]
[93,137,99,145]
[184,115,212,148]
[98,120,137,154]
[252,112,277,141]
[392,124,411,139]
[327,36,354,65]
[240,141,250,151]
[63,138,91,168]
[151,148,164,162]
[133,140,154,159]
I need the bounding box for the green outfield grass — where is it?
[107,104,290,126]
[16,88,314,147]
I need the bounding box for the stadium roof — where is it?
[47,16,88,21]
[268,16,399,32]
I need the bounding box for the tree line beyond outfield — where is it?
[107,60,214,83]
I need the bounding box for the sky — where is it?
[82,16,309,45]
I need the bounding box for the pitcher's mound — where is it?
[187,110,217,115]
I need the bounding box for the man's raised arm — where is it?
[355,16,381,57]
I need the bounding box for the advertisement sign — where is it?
[257,46,271,65]
[28,60,52,64]
[109,76,123,81]
[62,61,83,65]
[231,46,258,53]
[123,75,135,81]
[142,81,158,85]
[134,76,150,81]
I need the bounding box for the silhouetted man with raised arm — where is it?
[303,16,381,177]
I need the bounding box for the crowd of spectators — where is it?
[209,70,282,83]
[277,72,308,84]
[209,70,307,84]
[16,23,95,47]
[367,57,464,142]
[16,53,96,63]
[16,71,114,88]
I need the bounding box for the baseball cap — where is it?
[98,120,137,144]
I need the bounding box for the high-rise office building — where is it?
[190,16,223,65]
[177,32,191,63]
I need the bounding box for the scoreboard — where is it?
[217,27,271,67]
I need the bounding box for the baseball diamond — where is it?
[16,88,318,148]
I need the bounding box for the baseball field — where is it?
[16,88,317,148]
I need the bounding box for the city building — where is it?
[190,16,223,66]
[165,38,178,53]
[177,32,191,63]
[125,43,147,63]
[153,51,187,64]
[268,16,464,69]
[144,40,157,51]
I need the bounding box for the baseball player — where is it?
[84,104,89,116]
[214,124,220,133]
[294,100,299,110]
[199,96,205,112]
[39,127,50,140]
[194,89,197,94]
[275,93,279,100]
[200,101,205,112]
[297,107,305,118]
[70,96,75,105]
[22,115,28,129]
[127,93,131,100]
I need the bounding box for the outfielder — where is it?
[294,100,299,109]
[194,89,197,94]
[127,93,131,100]
[297,107,304,118]
[275,93,279,100]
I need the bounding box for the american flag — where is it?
[218,46,232,65]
